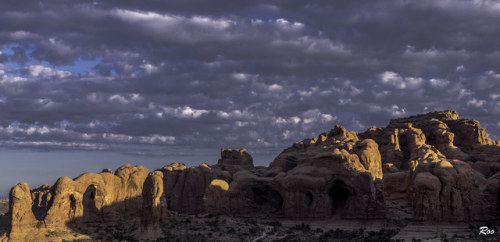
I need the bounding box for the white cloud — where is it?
[268,83,283,91]
[152,104,210,119]
[273,36,349,55]
[429,78,449,88]
[114,9,176,23]
[102,133,133,142]
[29,65,71,78]
[484,70,500,79]
[349,85,363,96]
[10,31,38,40]
[301,109,337,125]
[282,130,292,139]
[216,109,253,120]
[113,9,235,42]
[273,116,301,127]
[467,98,486,107]
[141,62,158,74]
[102,133,175,144]
[458,88,473,99]
[191,16,234,29]
[291,116,301,124]
[379,71,424,89]
[138,134,175,144]
[338,97,352,105]
[403,47,469,61]
[0,141,107,150]
[232,73,256,82]
[490,94,500,100]
[174,106,208,119]
[108,93,143,104]
[390,105,406,117]
[235,121,249,127]
[0,72,27,83]
[275,18,304,29]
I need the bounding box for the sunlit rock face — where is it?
[361,110,500,222]
[6,165,149,241]
[5,110,500,241]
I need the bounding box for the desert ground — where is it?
[2,212,493,241]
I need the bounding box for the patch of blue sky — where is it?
[59,57,102,75]
[1,44,102,76]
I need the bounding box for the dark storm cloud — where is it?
[0,0,500,157]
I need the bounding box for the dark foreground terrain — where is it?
[1,200,496,241]
[15,212,497,241]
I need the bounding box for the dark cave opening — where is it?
[426,133,437,147]
[305,192,313,206]
[83,185,98,218]
[68,194,77,220]
[398,133,410,169]
[250,184,283,214]
[328,180,352,216]
[32,194,50,221]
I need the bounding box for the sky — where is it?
[1,0,500,196]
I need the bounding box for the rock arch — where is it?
[328,180,353,217]
[249,184,283,214]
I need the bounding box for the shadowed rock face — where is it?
[4,110,500,241]
[217,148,254,173]
[31,184,51,220]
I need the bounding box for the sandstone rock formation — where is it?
[217,148,254,173]
[8,183,38,239]
[374,111,500,222]
[141,171,164,226]
[6,165,148,241]
[3,110,500,241]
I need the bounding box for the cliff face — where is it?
[3,110,500,241]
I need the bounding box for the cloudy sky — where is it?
[1,0,500,195]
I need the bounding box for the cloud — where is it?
[28,65,71,78]
[429,78,450,88]
[467,98,486,108]
[160,106,209,119]
[268,84,283,91]
[390,105,407,117]
[0,0,499,158]
[379,71,424,90]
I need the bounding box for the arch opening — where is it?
[398,133,410,169]
[328,180,352,216]
[305,192,313,206]
[83,185,98,219]
[68,194,77,221]
[250,184,283,214]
